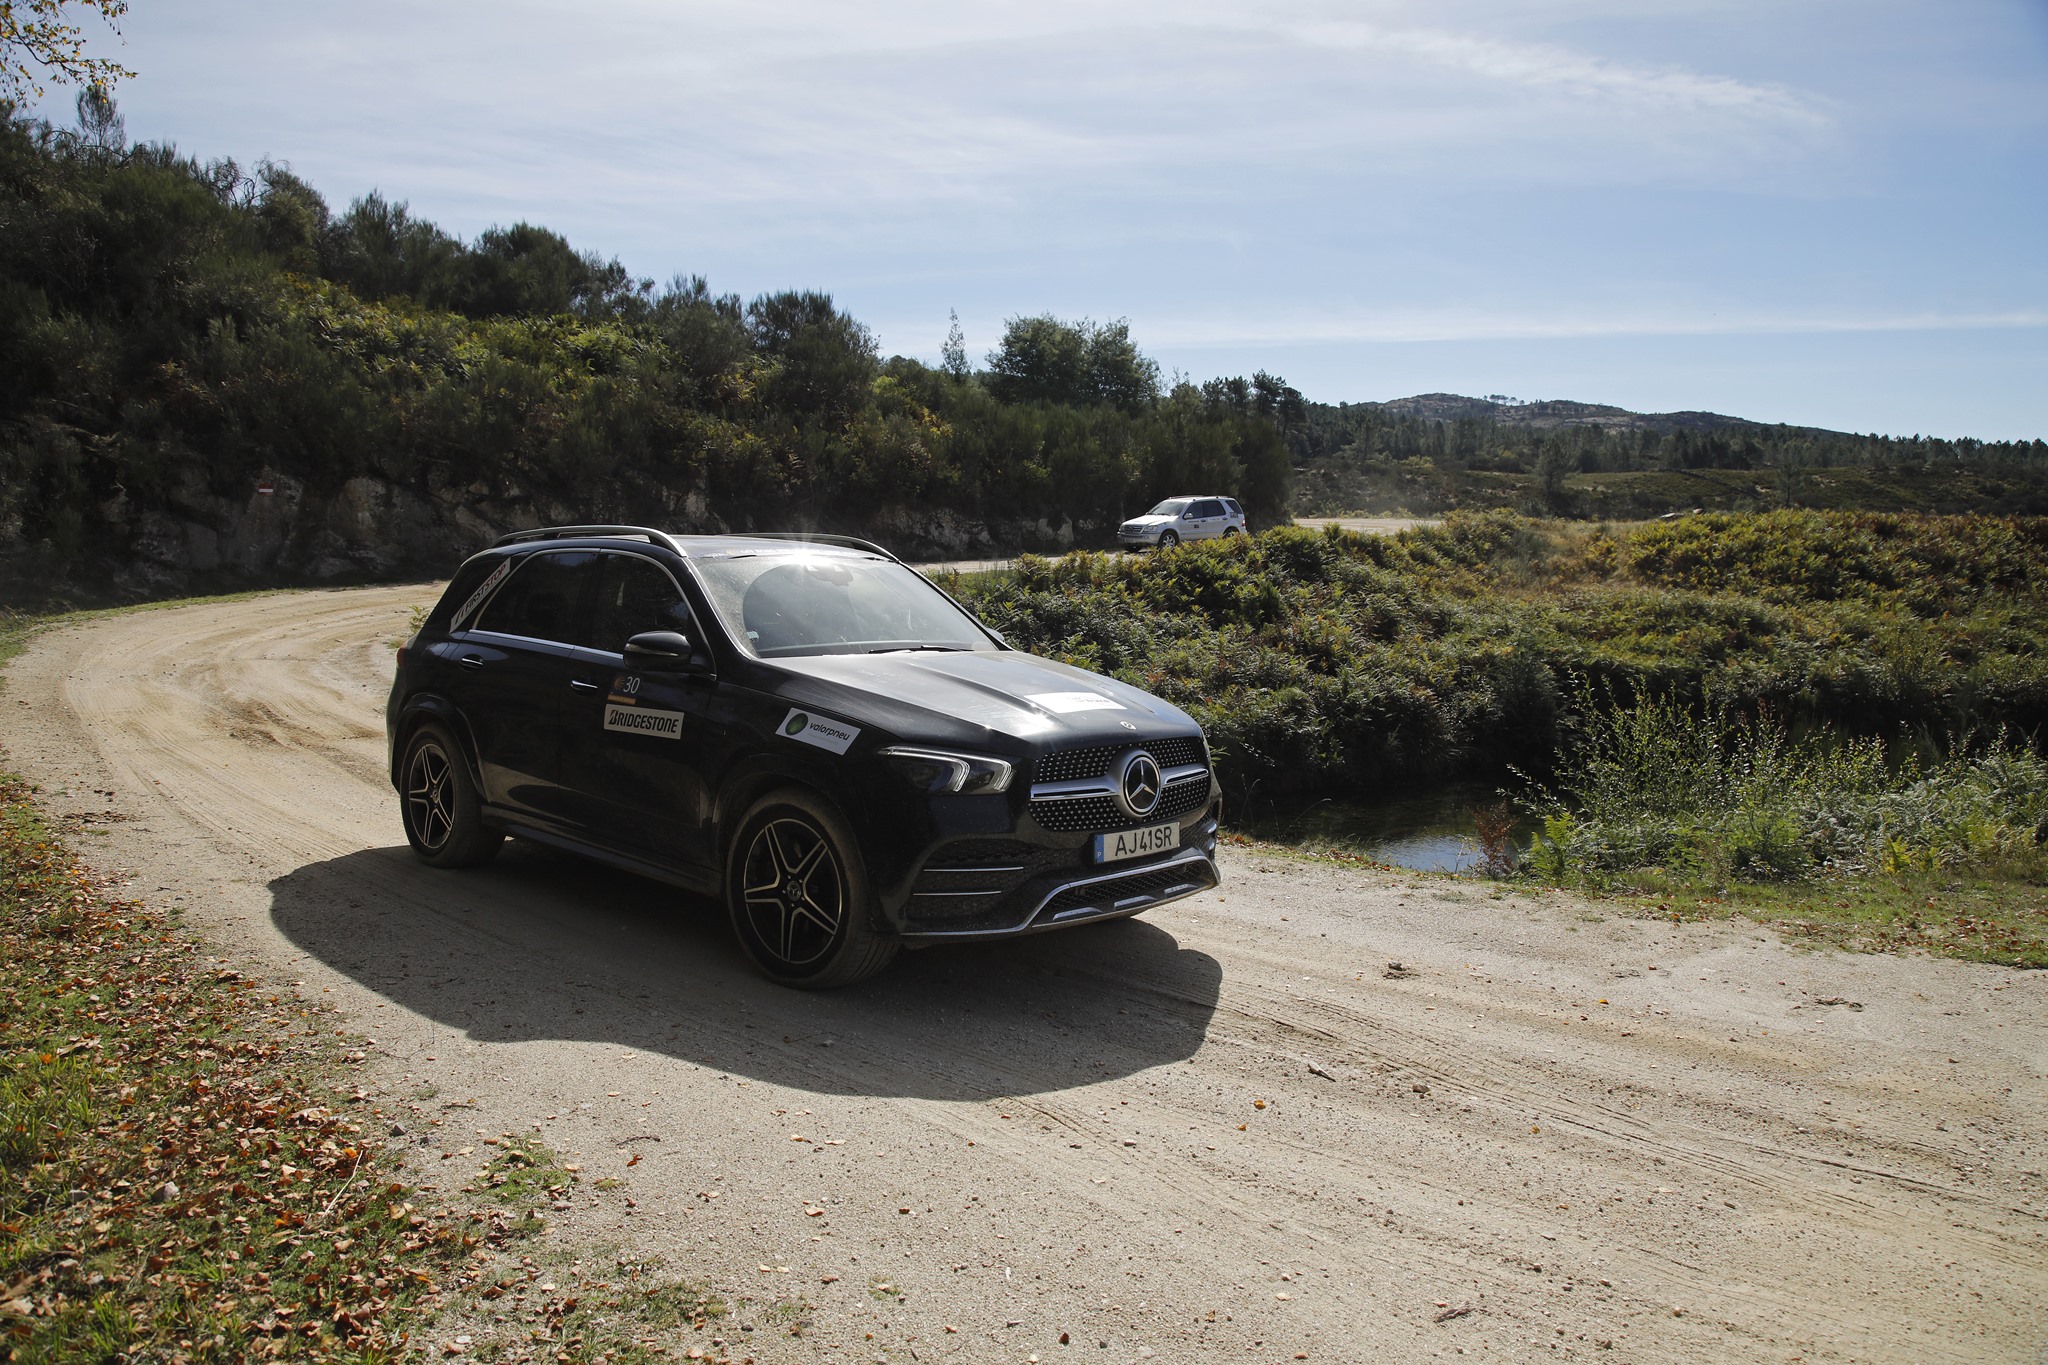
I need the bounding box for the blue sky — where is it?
[39,0,2048,437]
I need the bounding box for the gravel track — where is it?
[2,586,2043,1363]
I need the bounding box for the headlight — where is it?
[881,747,1014,795]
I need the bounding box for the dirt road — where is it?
[3,588,2043,1364]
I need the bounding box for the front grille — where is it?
[1034,735,1206,784]
[1031,795,1123,833]
[1156,776,1211,822]
[1030,775,1212,834]
[1040,863,1208,919]
[1149,736,1208,770]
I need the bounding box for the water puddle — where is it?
[1235,782,1527,875]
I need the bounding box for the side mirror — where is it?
[1182,511,1197,520]
[985,626,1009,648]
[624,630,709,672]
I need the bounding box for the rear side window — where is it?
[587,554,697,652]
[1193,500,1226,518]
[472,551,598,644]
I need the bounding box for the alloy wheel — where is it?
[404,739,455,851]
[740,817,847,969]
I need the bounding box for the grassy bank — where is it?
[0,770,476,1361]
[1518,696,2048,966]
[948,510,2048,964]
[0,767,789,1363]
[949,510,2048,800]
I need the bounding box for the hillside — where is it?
[0,104,1291,603]
[1293,392,2047,519]
[1368,392,1803,436]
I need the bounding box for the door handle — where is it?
[569,678,601,691]
[459,655,484,671]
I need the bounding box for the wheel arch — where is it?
[712,756,860,871]
[391,695,483,793]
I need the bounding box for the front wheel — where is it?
[727,788,898,989]
[400,722,503,867]
[1157,529,1179,549]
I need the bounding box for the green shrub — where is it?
[1517,690,2048,884]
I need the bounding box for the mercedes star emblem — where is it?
[1118,749,1163,819]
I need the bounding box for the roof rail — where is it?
[745,531,903,564]
[491,525,682,555]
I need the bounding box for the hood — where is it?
[765,649,1197,752]
[1121,514,1177,527]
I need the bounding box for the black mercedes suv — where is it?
[386,526,1221,987]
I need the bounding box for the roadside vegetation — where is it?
[953,509,2048,799]
[0,770,785,1363]
[1519,696,2048,965]
[950,509,2048,964]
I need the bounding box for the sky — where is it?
[34,0,2048,438]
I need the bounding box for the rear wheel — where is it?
[400,723,502,867]
[1157,529,1179,549]
[727,788,897,989]
[1223,525,1242,537]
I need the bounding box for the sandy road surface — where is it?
[1288,518,1430,537]
[3,588,2044,1364]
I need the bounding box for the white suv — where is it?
[1116,496,1247,550]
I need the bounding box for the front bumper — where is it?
[891,797,1222,942]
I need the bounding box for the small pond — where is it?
[1233,781,1530,875]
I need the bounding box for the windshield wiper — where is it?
[868,644,972,653]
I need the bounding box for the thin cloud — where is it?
[1135,308,2048,349]
[1288,20,1828,125]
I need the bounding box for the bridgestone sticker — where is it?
[1028,690,1124,714]
[603,703,685,739]
[779,708,859,755]
[451,559,512,631]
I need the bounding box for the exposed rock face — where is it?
[1,465,1105,603]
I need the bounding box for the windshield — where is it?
[1146,499,1192,516]
[688,552,993,658]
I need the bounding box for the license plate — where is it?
[1094,821,1179,863]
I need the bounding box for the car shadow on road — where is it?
[268,840,1222,1102]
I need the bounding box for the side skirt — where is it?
[485,812,721,898]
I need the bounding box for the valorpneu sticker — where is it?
[779,708,859,755]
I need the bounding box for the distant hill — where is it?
[1361,393,1835,437]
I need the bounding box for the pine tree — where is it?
[941,309,968,380]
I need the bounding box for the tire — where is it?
[399,722,503,868]
[1157,530,1179,549]
[1223,525,1241,537]
[726,788,898,989]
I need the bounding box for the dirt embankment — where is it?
[1,589,2042,1363]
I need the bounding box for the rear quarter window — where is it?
[432,556,513,634]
